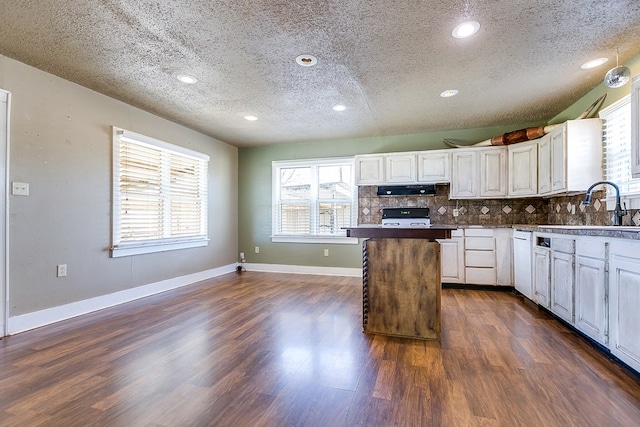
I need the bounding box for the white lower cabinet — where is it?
[439,228,512,286]
[438,230,464,283]
[550,239,575,323]
[574,240,607,344]
[464,228,497,285]
[609,241,640,373]
[494,229,513,286]
[533,245,551,308]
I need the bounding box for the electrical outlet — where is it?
[255,246,260,254]
[12,182,29,196]
[453,209,459,217]
[324,249,329,257]
[240,252,245,260]
[57,264,67,277]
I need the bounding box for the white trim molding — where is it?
[8,263,237,335]
[245,262,362,278]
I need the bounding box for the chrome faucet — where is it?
[584,181,627,226]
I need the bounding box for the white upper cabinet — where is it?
[385,152,417,184]
[450,149,479,198]
[451,146,506,199]
[540,119,603,195]
[417,150,450,183]
[356,150,449,185]
[508,141,538,197]
[355,154,384,185]
[479,147,507,198]
[538,134,552,194]
[631,74,640,178]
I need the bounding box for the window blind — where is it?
[272,159,357,242]
[600,96,640,196]
[113,127,209,256]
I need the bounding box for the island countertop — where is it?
[344,225,456,240]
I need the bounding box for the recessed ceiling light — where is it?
[176,74,198,84]
[452,21,480,39]
[581,58,609,69]
[440,89,459,98]
[333,104,347,111]
[244,115,258,121]
[296,54,318,67]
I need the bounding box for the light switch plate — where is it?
[12,182,29,196]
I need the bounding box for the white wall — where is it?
[0,54,238,319]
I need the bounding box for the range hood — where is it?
[376,184,436,196]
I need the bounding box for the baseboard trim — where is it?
[7,263,237,335]
[442,283,515,292]
[244,263,362,278]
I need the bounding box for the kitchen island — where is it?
[344,226,455,340]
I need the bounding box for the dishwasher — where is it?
[513,230,533,299]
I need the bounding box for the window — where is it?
[600,96,640,209]
[112,127,209,257]
[272,158,358,244]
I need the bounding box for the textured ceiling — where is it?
[1,1,640,147]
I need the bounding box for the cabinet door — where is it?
[551,250,574,323]
[450,150,478,198]
[533,246,551,308]
[439,238,465,283]
[355,155,384,185]
[609,255,640,373]
[550,126,567,192]
[418,151,450,183]
[538,134,552,194]
[495,232,513,286]
[631,75,640,178]
[508,142,538,197]
[513,232,533,298]
[479,148,507,197]
[575,255,607,344]
[385,153,416,183]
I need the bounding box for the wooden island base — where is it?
[363,238,441,340]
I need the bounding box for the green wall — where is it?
[238,124,536,268]
[238,53,640,269]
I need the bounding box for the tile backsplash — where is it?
[358,185,640,227]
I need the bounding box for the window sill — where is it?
[111,239,208,257]
[271,235,359,244]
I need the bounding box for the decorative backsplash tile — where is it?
[358,185,640,227]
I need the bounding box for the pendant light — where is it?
[604,49,631,88]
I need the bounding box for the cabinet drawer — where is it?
[451,229,464,238]
[576,240,606,259]
[465,237,495,250]
[465,267,496,284]
[465,250,495,267]
[551,238,574,254]
[464,228,494,237]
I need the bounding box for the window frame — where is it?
[112,127,209,257]
[272,157,358,244]
[600,96,640,210]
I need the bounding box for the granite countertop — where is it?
[516,224,640,240]
[354,223,640,239]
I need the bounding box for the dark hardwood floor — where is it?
[1,271,639,426]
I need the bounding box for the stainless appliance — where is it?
[381,208,430,227]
